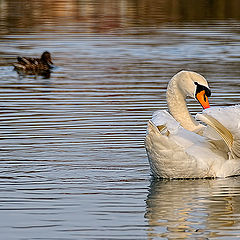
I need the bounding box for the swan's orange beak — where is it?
[196,90,210,109]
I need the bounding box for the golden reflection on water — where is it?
[145,178,240,239]
[1,0,240,34]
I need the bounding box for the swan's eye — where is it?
[205,88,211,97]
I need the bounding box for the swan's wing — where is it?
[150,110,206,148]
[150,110,180,134]
[196,105,240,158]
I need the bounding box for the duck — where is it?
[13,51,53,76]
[145,70,240,179]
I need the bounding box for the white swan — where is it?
[145,70,240,179]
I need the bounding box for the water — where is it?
[0,0,240,239]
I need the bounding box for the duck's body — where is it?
[145,71,240,179]
[13,51,53,76]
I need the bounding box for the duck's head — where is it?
[174,70,211,109]
[41,51,53,66]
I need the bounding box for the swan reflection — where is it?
[145,178,240,239]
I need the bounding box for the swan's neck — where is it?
[166,80,201,132]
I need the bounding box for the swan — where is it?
[145,70,240,179]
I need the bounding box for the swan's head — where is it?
[173,70,211,109]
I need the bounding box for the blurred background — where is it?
[0,0,240,239]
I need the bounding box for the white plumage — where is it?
[145,71,240,178]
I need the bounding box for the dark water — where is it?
[0,0,240,239]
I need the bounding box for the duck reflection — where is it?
[15,70,51,79]
[145,178,240,239]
